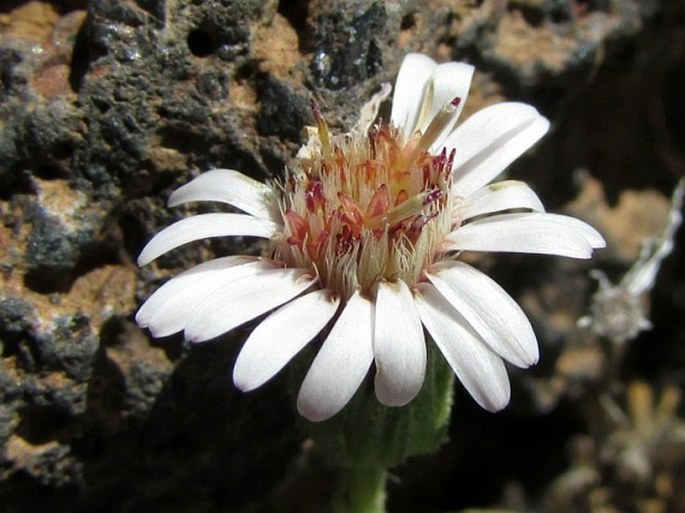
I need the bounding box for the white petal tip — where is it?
[481,381,512,412]
[575,250,593,260]
[148,326,181,339]
[232,375,256,393]
[137,252,152,267]
[296,400,334,423]
[374,382,419,408]
[232,359,271,393]
[134,310,147,328]
[529,352,540,367]
[184,330,211,344]
[485,397,510,413]
[514,347,540,368]
[475,383,511,413]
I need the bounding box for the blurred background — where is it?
[0,1,684,512]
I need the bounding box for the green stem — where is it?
[331,466,387,513]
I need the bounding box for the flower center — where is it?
[269,100,458,300]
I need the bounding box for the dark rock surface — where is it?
[1,1,684,512]
[310,1,387,90]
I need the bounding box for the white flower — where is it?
[578,179,683,343]
[136,54,605,422]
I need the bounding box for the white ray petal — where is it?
[233,290,340,392]
[415,283,510,412]
[390,53,437,141]
[167,169,279,221]
[444,213,594,258]
[543,213,606,248]
[137,213,279,266]
[297,291,374,422]
[136,255,261,327]
[427,261,538,368]
[448,103,550,197]
[184,267,316,342]
[454,180,545,221]
[144,260,275,337]
[425,62,474,151]
[373,281,426,407]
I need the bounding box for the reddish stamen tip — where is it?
[423,186,443,206]
[285,210,308,242]
[367,185,390,218]
[305,179,325,213]
[310,99,324,122]
[450,97,461,107]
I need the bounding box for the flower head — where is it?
[136,54,605,422]
[578,179,683,343]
